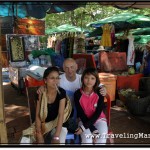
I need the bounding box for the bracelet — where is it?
[80,125,86,132]
[53,136,60,140]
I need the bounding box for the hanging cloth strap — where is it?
[40,92,48,134]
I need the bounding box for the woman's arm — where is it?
[52,98,66,143]
[35,94,44,143]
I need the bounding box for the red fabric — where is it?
[25,75,44,87]
[99,52,127,72]
[75,58,86,73]
[73,54,96,68]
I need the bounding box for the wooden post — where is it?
[0,17,8,143]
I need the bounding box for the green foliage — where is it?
[45,2,150,32]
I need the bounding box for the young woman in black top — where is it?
[35,66,67,144]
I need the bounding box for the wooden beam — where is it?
[0,18,8,143]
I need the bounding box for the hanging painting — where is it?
[24,35,39,51]
[9,36,25,62]
[14,18,45,35]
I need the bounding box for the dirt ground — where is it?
[3,81,150,146]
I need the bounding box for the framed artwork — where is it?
[9,36,25,62]
[14,18,45,35]
[24,35,39,51]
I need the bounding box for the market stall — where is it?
[46,24,86,58]
[85,13,150,102]
[1,17,45,93]
[0,1,91,143]
[0,2,52,144]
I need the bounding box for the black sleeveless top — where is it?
[45,87,66,122]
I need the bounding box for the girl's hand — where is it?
[37,86,45,95]
[74,127,82,135]
[93,137,97,144]
[100,86,107,96]
[92,130,99,144]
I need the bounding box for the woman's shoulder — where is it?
[57,87,66,100]
[58,87,66,93]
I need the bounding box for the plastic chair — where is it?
[105,93,111,128]
[105,93,114,144]
[65,106,80,144]
[65,107,80,144]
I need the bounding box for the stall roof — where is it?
[0,2,86,19]
[87,12,150,28]
[46,24,86,34]
[98,2,150,9]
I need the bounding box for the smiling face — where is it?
[63,58,78,81]
[83,73,96,89]
[43,67,60,89]
[81,68,100,91]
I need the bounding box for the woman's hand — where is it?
[74,127,83,135]
[37,86,45,95]
[51,139,60,144]
[36,131,44,143]
[36,128,42,134]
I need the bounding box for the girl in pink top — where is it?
[74,68,108,144]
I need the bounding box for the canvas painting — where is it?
[24,35,39,51]
[9,36,25,62]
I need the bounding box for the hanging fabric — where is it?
[127,33,135,66]
[110,24,115,47]
[101,24,112,47]
[73,32,85,54]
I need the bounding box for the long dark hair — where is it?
[81,67,100,92]
[43,66,59,79]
